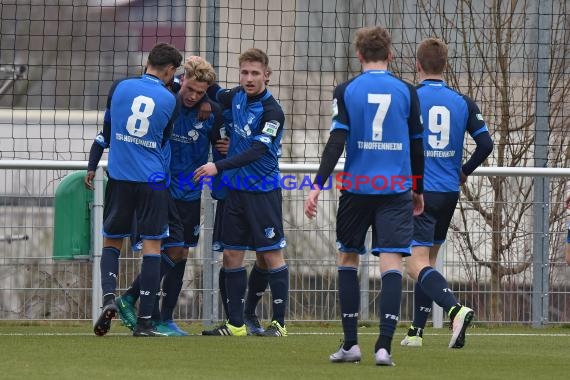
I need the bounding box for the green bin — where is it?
[53,170,104,260]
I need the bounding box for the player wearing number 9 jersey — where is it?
[304,26,424,366]
[401,38,493,349]
[85,42,183,337]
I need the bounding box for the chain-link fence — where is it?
[0,164,569,324]
[0,1,569,325]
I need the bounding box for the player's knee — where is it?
[255,254,269,270]
[223,249,245,268]
[171,251,188,263]
[262,250,285,269]
[337,252,359,267]
[165,246,187,262]
[142,239,162,253]
[103,237,123,250]
[405,257,425,280]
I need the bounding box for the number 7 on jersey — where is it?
[368,94,391,141]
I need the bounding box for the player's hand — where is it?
[412,191,424,216]
[460,170,468,185]
[194,162,218,182]
[84,170,95,190]
[304,188,321,219]
[215,138,230,155]
[198,100,212,120]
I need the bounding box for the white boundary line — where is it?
[291,332,570,337]
[1,332,569,337]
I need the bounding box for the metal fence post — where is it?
[531,0,552,328]
[91,166,104,325]
[201,197,217,324]
[202,0,220,325]
[205,0,219,68]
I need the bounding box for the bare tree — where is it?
[417,0,570,321]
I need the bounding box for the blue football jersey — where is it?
[331,70,423,195]
[215,87,284,192]
[417,80,488,192]
[105,74,179,182]
[169,99,224,201]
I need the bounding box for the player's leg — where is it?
[115,216,143,331]
[421,244,473,349]
[94,179,136,336]
[201,248,247,336]
[328,251,362,363]
[329,192,373,362]
[94,236,123,336]
[258,250,288,337]
[119,208,177,333]
[155,246,187,336]
[372,191,414,366]
[116,249,176,332]
[401,250,432,347]
[132,183,170,337]
[202,190,248,336]
[158,199,199,336]
[151,195,184,330]
[247,189,288,337]
[374,252,404,366]
[427,192,473,348]
[243,253,269,335]
[402,205,437,346]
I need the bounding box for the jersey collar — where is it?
[421,79,447,86]
[142,73,165,85]
[363,69,390,75]
[245,88,270,103]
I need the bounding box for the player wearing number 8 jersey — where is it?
[401,38,493,349]
[85,42,183,337]
[304,26,424,366]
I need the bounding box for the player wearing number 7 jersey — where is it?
[304,26,424,366]
[401,38,493,349]
[84,42,182,337]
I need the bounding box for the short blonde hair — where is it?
[183,56,216,85]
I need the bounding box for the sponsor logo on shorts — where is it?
[264,227,276,239]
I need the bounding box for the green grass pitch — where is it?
[1,323,569,380]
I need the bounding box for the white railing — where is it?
[0,160,569,326]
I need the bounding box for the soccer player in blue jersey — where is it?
[209,67,274,336]
[113,56,227,336]
[195,48,288,337]
[304,26,424,366]
[85,42,182,337]
[400,38,493,348]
